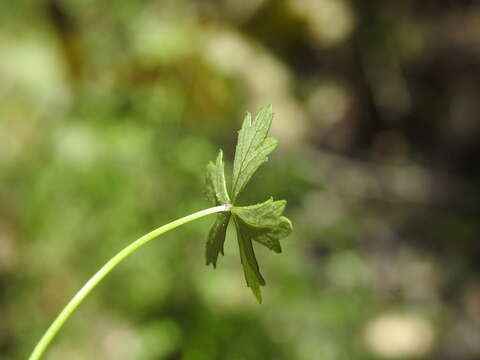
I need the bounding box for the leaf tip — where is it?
[251,285,263,303]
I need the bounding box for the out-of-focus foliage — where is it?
[1,1,480,359]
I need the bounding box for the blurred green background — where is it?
[1,1,480,359]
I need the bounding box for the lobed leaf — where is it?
[232,198,286,227]
[234,217,266,303]
[231,105,278,201]
[204,105,293,302]
[247,216,292,253]
[232,198,292,253]
[205,150,230,206]
[205,150,231,268]
[206,212,231,268]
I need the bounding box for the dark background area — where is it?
[1,1,480,359]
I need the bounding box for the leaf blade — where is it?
[232,198,286,228]
[250,216,292,253]
[232,105,276,200]
[206,212,231,268]
[233,199,292,254]
[205,149,230,206]
[205,150,231,268]
[234,217,266,303]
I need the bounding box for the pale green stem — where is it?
[28,204,230,360]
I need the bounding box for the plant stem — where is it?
[28,204,230,360]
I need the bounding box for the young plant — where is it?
[28,105,292,360]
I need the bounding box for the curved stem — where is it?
[29,204,230,360]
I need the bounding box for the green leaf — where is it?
[206,212,231,268]
[232,198,286,227]
[205,150,231,268]
[205,150,230,206]
[232,198,293,253]
[234,217,266,303]
[248,216,292,253]
[204,105,294,302]
[231,105,278,201]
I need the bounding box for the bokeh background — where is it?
[1,1,480,359]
